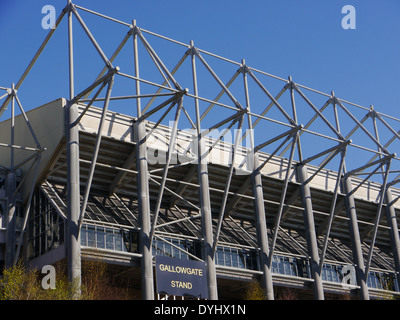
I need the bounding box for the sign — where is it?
[155,255,208,299]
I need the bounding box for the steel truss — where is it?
[1,1,400,300]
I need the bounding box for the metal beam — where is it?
[224,175,252,216]
[278,97,332,157]
[345,153,395,178]
[193,45,242,110]
[109,147,136,194]
[5,171,16,268]
[78,76,114,230]
[14,94,42,150]
[224,127,298,217]
[268,137,297,263]
[247,68,296,126]
[65,102,82,295]
[191,40,218,300]
[69,67,119,106]
[297,164,324,300]
[142,50,190,114]
[212,115,244,256]
[385,188,400,291]
[133,20,154,300]
[293,84,344,140]
[136,26,182,91]
[335,99,389,155]
[66,0,81,297]
[240,83,289,144]
[318,150,346,269]
[342,176,370,300]
[14,155,41,265]
[169,164,197,207]
[200,68,242,122]
[5,88,16,268]
[252,153,274,300]
[0,4,68,116]
[81,27,133,101]
[364,161,391,277]
[254,125,302,153]
[71,4,113,69]
[243,59,274,300]
[138,91,184,123]
[149,96,184,247]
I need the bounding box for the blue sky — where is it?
[1,1,399,111]
[0,0,400,178]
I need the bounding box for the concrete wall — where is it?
[76,103,134,143]
[0,98,66,203]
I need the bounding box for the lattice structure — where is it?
[1,1,400,300]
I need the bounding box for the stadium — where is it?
[1,2,400,300]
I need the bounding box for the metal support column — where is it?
[385,188,400,290]
[135,120,154,300]
[243,59,274,300]
[5,83,16,268]
[297,164,324,300]
[66,0,81,295]
[65,102,81,293]
[133,20,154,300]
[342,176,370,300]
[252,153,274,300]
[191,40,218,300]
[5,171,16,268]
[197,134,218,300]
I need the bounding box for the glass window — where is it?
[172,240,180,258]
[217,249,224,266]
[96,227,105,249]
[115,232,123,251]
[106,228,114,250]
[271,255,299,277]
[283,257,291,275]
[87,225,96,248]
[224,248,231,266]
[231,251,239,268]
[332,267,340,283]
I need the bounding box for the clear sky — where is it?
[1,1,399,108]
[0,0,399,178]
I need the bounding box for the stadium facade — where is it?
[1,1,400,300]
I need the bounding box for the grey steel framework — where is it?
[1,1,400,300]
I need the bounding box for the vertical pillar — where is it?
[135,120,154,300]
[242,59,274,299]
[133,20,154,300]
[66,0,81,294]
[5,171,16,268]
[5,83,16,268]
[197,134,218,300]
[252,153,274,300]
[297,164,324,300]
[385,188,400,291]
[342,176,369,300]
[191,40,218,300]
[65,103,81,293]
